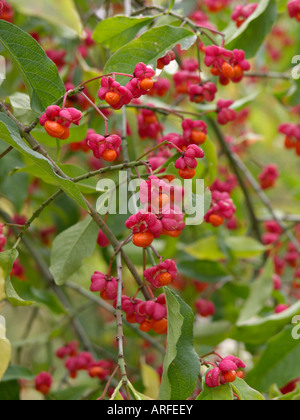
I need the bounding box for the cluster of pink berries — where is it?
[258,164,279,190]
[35,372,53,395]
[261,220,300,311]
[125,176,186,247]
[121,294,168,334]
[84,129,122,162]
[205,190,237,227]
[157,50,176,70]
[138,107,163,140]
[56,341,112,380]
[0,0,14,22]
[205,355,246,388]
[99,63,155,110]
[173,58,202,95]
[90,271,119,301]
[205,46,251,85]
[39,105,82,140]
[0,223,6,252]
[279,123,300,157]
[195,298,216,317]
[287,0,300,22]
[144,259,177,288]
[216,99,237,125]
[231,3,258,28]
[205,0,232,13]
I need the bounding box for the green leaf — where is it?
[184,236,225,261]
[8,93,37,125]
[49,385,92,401]
[159,288,200,400]
[178,257,231,284]
[104,25,196,85]
[247,326,300,391]
[0,114,88,211]
[50,217,98,286]
[0,316,11,381]
[1,365,34,382]
[201,137,218,186]
[184,235,267,262]
[18,163,97,195]
[10,0,84,38]
[197,380,234,401]
[225,0,277,58]
[246,327,300,392]
[194,320,233,346]
[0,147,29,212]
[0,380,19,400]
[127,381,153,401]
[231,378,265,400]
[168,0,176,12]
[276,0,288,13]
[0,249,33,307]
[237,258,274,324]
[93,16,155,52]
[231,301,300,345]
[225,236,267,259]
[0,20,65,112]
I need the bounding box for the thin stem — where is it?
[208,117,262,241]
[80,91,109,135]
[230,153,300,254]
[116,253,129,389]
[0,146,13,160]
[97,365,120,400]
[65,281,165,354]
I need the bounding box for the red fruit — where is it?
[144,114,157,124]
[132,231,154,248]
[285,136,295,149]
[152,318,168,335]
[221,62,235,79]
[59,127,70,140]
[297,13,300,22]
[102,149,117,162]
[153,193,170,210]
[89,366,104,378]
[140,78,154,92]
[44,120,66,139]
[236,371,244,379]
[224,371,237,383]
[157,58,165,70]
[236,19,245,28]
[191,130,207,145]
[233,65,244,79]
[100,290,110,301]
[105,91,120,106]
[211,67,221,77]
[158,272,173,287]
[139,319,154,333]
[178,168,196,179]
[209,214,224,227]
[126,313,137,324]
[167,230,182,238]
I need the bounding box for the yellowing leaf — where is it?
[10,0,84,38]
[0,316,11,381]
[141,362,161,400]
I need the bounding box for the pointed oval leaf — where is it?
[0,20,65,112]
[104,25,196,85]
[50,217,98,286]
[159,288,200,400]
